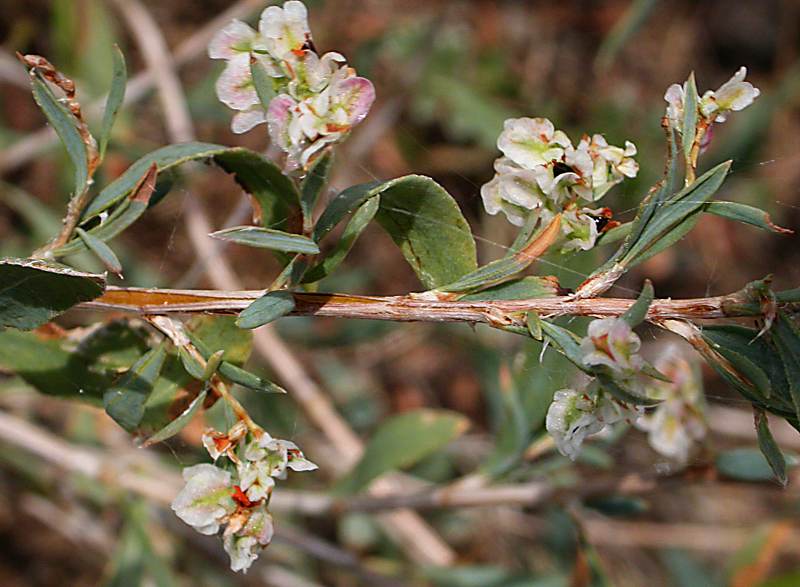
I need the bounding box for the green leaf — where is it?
[213,148,301,232]
[597,372,661,407]
[215,361,286,394]
[143,388,207,446]
[621,280,653,327]
[302,196,379,284]
[716,448,785,482]
[526,311,543,340]
[0,258,105,329]
[209,226,319,254]
[104,344,167,432]
[538,320,585,368]
[98,45,126,160]
[705,201,793,234]
[249,55,276,111]
[55,164,158,257]
[30,74,89,196]
[76,227,122,275]
[237,291,296,329]
[315,175,477,288]
[755,409,787,486]
[84,142,227,219]
[300,149,332,223]
[459,276,559,301]
[772,314,800,422]
[682,72,698,160]
[186,315,252,365]
[336,409,469,494]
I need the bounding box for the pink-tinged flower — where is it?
[209,20,259,60]
[259,1,311,60]
[232,108,268,134]
[581,317,644,375]
[664,83,685,131]
[171,464,237,535]
[223,505,275,573]
[636,347,706,462]
[700,66,760,123]
[266,93,298,150]
[497,117,572,169]
[215,53,260,111]
[546,387,641,460]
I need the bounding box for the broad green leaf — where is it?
[716,448,784,482]
[237,291,296,329]
[705,201,793,234]
[186,315,252,366]
[84,142,226,218]
[143,388,207,446]
[136,355,197,437]
[55,164,158,257]
[209,226,319,254]
[621,280,653,327]
[300,149,332,223]
[336,409,469,494]
[76,227,122,275]
[214,148,301,232]
[30,75,89,196]
[682,72,698,160]
[250,55,276,110]
[302,196,379,284]
[0,258,105,329]
[104,344,167,432]
[315,175,477,288]
[440,215,561,293]
[98,45,126,160]
[755,409,787,485]
[459,276,559,301]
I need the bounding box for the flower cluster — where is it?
[209,1,375,169]
[636,347,706,463]
[546,317,649,459]
[665,67,760,138]
[481,117,638,251]
[172,421,317,573]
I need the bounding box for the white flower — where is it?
[209,20,259,60]
[546,388,640,460]
[497,117,572,169]
[171,464,236,535]
[636,348,706,462]
[700,66,760,123]
[223,505,275,573]
[560,206,599,252]
[581,317,644,375]
[202,421,247,462]
[581,135,638,200]
[259,1,311,60]
[664,83,685,131]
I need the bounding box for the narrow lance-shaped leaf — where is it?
[621,280,654,327]
[460,275,560,301]
[772,314,800,423]
[754,409,787,486]
[210,226,320,254]
[30,74,89,196]
[237,291,296,329]
[54,164,158,257]
[300,149,332,225]
[302,196,379,284]
[336,409,469,494]
[104,344,167,432]
[0,258,105,330]
[249,55,276,110]
[705,201,793,234]
[682,72,699,161]
[76,227,122,276]
[98,45,127,161]
[143,388,208,447]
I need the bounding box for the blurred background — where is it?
[2,0,800,585]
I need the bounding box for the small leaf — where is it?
[459,276,559,301]
[104,344,167,432]
[249,55,275,110]
[216,361,287,394]
[705,201,793,234]
[336,409,469,494]
[30,74,88,196]
[76,227,122,276]
[597,373,661,407]
[0,258,105,330]
[754,409,787,486]
[621,280,654,327]
[526,311,543,340]
[201,349,226,380]
[237,291,295,329]
[538,320,585,368]
[210,226,319,254]
[178,347,205,379]
[716,448,784,482]
[682,72,698,160]
[300,149,332,223]
[98,45,127,161]
[142,389,207,446]
[302,196,379,284]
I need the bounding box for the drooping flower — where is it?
[171,464,237,535]
[546,387,641,460]
[636,347,706,462]
[580,317,645,376]
[223,505,275,573]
